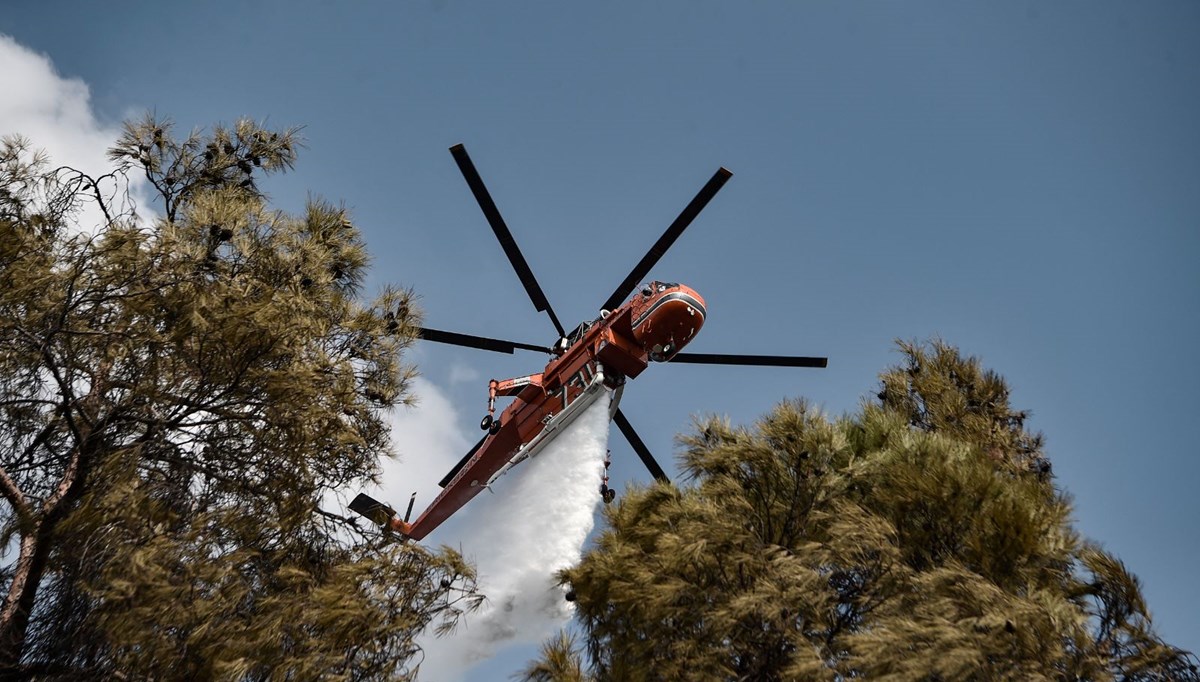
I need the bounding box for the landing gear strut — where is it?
[480,375,542,436]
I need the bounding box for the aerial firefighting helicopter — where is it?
[349,144,827,541]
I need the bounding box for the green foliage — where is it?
[0,120,479,679]
[877,339,1046,475]
[519,632,590,682]
[532,341,1197,681]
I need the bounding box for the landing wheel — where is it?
[480,415,493,431]
[601,485,616,504]
[488,417,502,434]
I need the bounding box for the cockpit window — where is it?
[644,281,677,296]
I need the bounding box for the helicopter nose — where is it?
[631,284,707,361]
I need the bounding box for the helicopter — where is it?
[349,144,826,541]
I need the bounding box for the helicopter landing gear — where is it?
[601,484,616,504]
[480,414,501,434]
[600,450,616,504]
[479,375,542,436]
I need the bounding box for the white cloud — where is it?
[448,362,482,386]
[373,377,475,518]
[381,379,610,681]
[0,34,146,230]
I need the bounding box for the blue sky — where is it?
[2,0,1197,675]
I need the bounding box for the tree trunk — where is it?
[0,525,51,669]
[0,443,87,669]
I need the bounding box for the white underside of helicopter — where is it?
[485,370,623,487]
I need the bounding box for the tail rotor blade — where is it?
[613,408,669,482]
[450,144,566,337]
[403,492,417,523]
[602,167,732,312]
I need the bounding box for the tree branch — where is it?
[0,466,30,522]
[52,165,115,228]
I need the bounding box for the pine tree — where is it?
[531,340,1197,681]
[0,118,480,679]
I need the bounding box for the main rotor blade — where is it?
[438,434,488,488]
[670,352,828,368]
[613,408,669,482]
[418,327,551,355]
[450,144,566,337]
[601,167,733,312]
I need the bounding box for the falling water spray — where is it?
[414,390,612,680]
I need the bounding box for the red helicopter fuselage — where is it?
[391,282,705,540]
